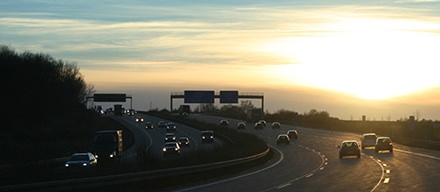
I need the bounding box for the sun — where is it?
[260,17,440,100]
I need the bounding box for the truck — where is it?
[94,130,123,163]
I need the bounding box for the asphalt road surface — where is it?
[175,114,440,192]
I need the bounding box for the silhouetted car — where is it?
[375,137,393,153]
[287,130,298,140]
[167,122,177,131]
[254,122,264,129]
[237,122,246,129]
[276,134,290,145]
[338,140,361,159]
[165,133,176,142]
[65,152,97,168]
[361,133,377,149]
[201,130,214,143]
[163,142,181,156]
[135,116,144,123]
[258,120,267,127]
[220,120,229,127]
[145,122,153,129]
[178,137,190,146]
[158,121,168,129]
[272,122,281,129]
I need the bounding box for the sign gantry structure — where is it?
[86,93,133,110]
[170,90,264,112]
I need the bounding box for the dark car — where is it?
[165,133,176,142]
[272,122,281,129]
[201,130,214,143]
[254,122,264,129]
[166,122,177,131]
[158,121,168,129]
[65,152,97,168]
[220,120,229,127]
[178,137,190,146]
[338,140,361,159]
[375,137,393,153]
[163,142,181,156]
[258,120,267,127]
[276,134,290,145]
[135,116,144,123]
[237,122,246,129]
[145,122,153,129]
[287,130,298,140]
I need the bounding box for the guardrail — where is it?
[1,147,270,192]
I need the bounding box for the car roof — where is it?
[278,134,289,137]
[362,133,376,136]
[341,140,358,143]
[377,136,391,139]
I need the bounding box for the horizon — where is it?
[2,1,440,121]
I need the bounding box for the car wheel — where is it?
[390,148,393,153]
[339,155,343,159]
[375,149,379,153]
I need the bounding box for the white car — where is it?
[361,133,377,149]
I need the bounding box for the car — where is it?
[254,122,264,129]
[375,137,393,153]
[361,133,377,149]
[276,134,290,145]
[135,116,144,123]
[287,130,298,140]
[158,121,168,129]
[178,136,190,146]
[272,122,281,129]
[165,133,176,142]
[145,122,153,129]
[201,130,214,143]
[163,142,181,156]
[237,122,246,129]
[166,122,177,131]
[220,120,229,127]
[65,152,97,168]
[338,140,361,159]
[258,120,267,127]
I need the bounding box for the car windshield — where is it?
[364,135,377,140]
[70,155,88,161]
[343,142,358,148]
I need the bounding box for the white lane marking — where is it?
[319,167,325,171]
[384,178,390,184]
[369,157,386,192]
[386,170,390,174]
[176,146,285,192]
[395,149,440,160]
[383,164,387,167]
[305,174,314,178]
[276,183,291,189]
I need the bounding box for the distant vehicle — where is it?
[201,130,214,143]
[220,120,229,127]
[254,122,264,129]
[375,137,393,153]
[338,140,361,159]
[145,122,153,129]
[166,123,177,131]
[163,142,181,156]
[135,116,144,123]
[361,133,377,149]
[272,122,281,129]
[179,105,190,116]
[276,134,290,145]
[237,122,246,129]
[158,121,168,129]
[287,130,298,140]
[65,152,97,168]
[178,137,190,146]
[114,104,124,116]
[127,109,136,116]
[165,133,176,142]
[258,120,267,127]
[94,130,123,162]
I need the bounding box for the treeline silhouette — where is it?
[0,45,96,163]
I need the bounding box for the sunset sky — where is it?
[2,0,440,120]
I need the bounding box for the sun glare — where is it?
[260,17,440,100]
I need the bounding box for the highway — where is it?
[174,114,440,192]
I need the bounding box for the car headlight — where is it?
[163,148,166,152]
[65,163,69,167]
[109,154,114,158]
[82,163,88,167]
